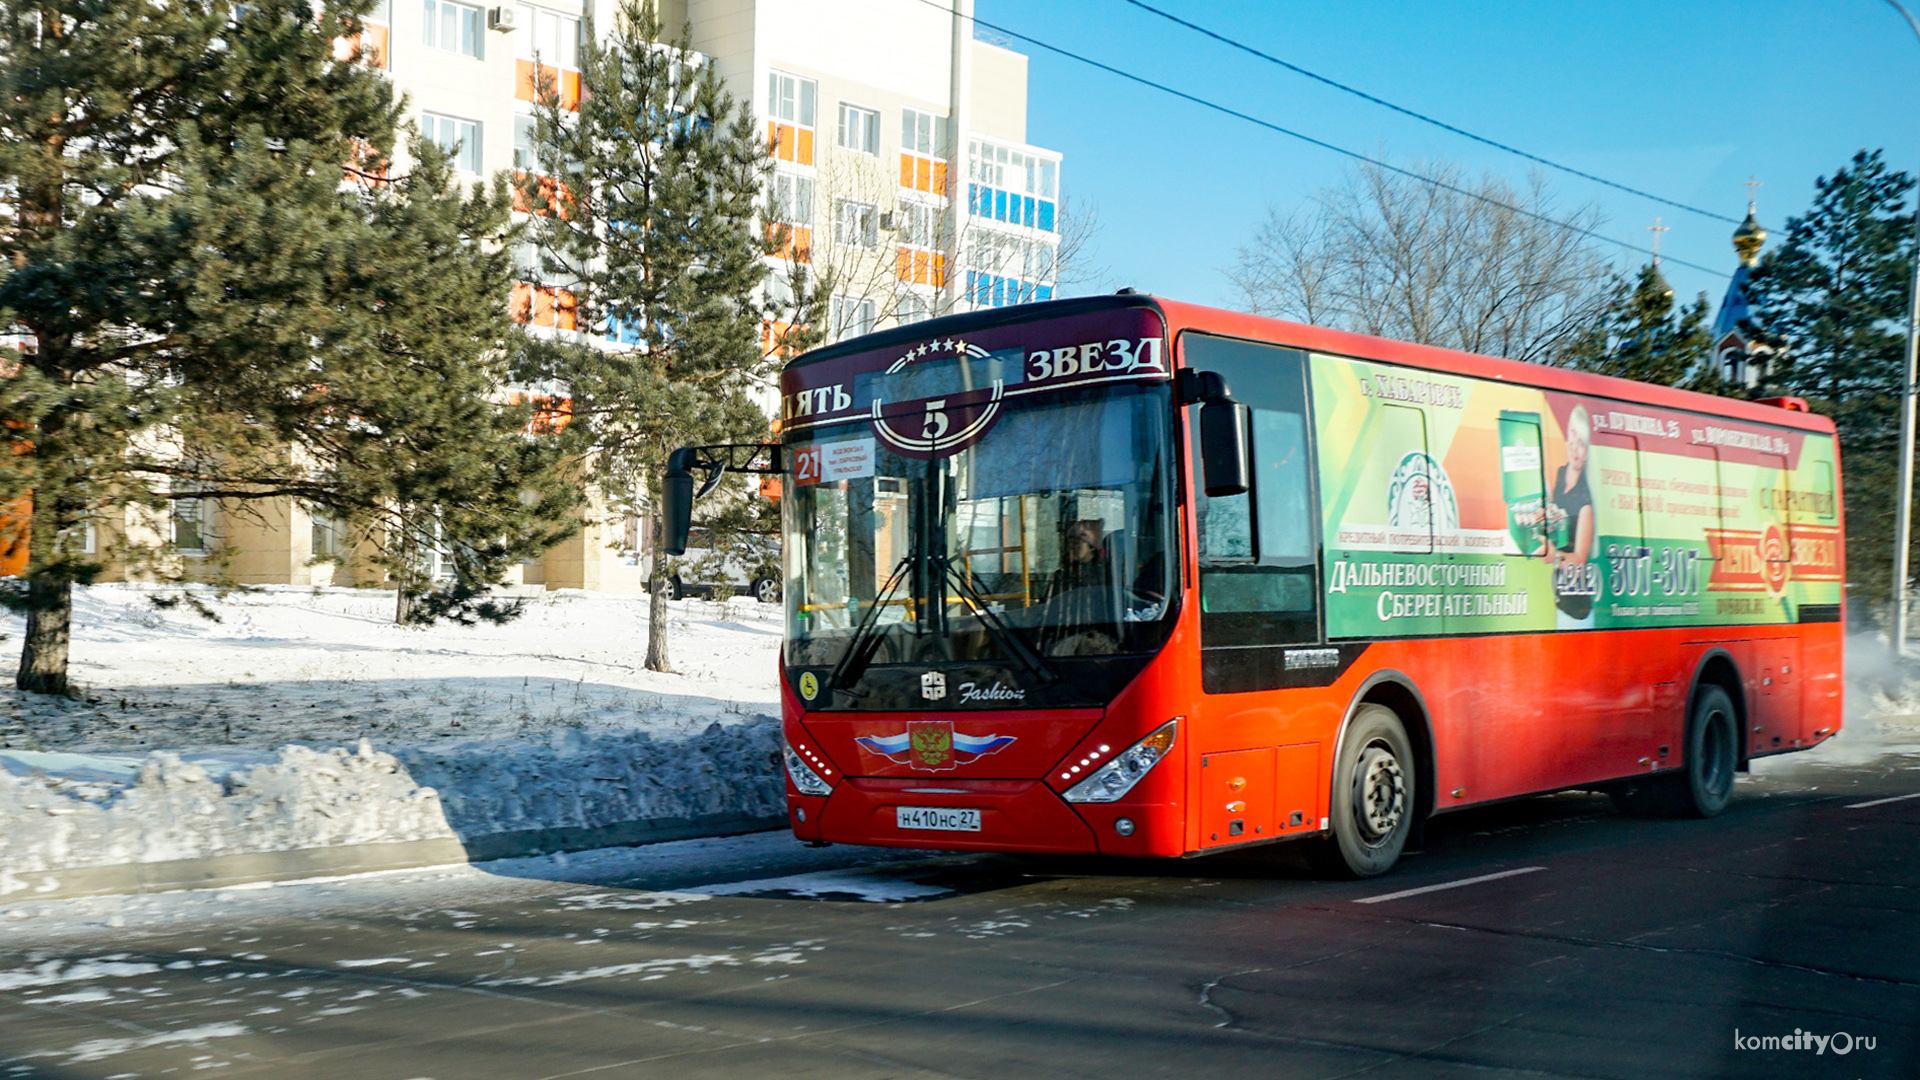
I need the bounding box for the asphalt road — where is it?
[2,749,1917,1080]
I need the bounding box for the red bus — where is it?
[667,293,1845,876]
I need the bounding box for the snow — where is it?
[0,584,787,896]
[693,870,954,902]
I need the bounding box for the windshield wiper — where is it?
[942,558,1060,686]
[827,557,912,697]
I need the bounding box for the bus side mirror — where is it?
[1199,399,1252,497]
[663,447,699,556]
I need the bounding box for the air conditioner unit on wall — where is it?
[488,5,517,31]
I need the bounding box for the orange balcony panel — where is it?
[762,318,805,360]
[931,252,946,288]
[518,60,581,109]
[914,156,931,192]
[511,282,536,324]
[514,172,573,218]
[364,24,389,68]
[335,24,390,68]
[552,287,577,331]
[768,224,812,263]
[0,496,27,577]
[932,160,948,193]
[899,154,914,189]
[796,128,813,166]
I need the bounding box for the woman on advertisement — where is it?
[1542,404,1598,628]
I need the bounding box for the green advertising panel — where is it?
[1309,355,1842,640]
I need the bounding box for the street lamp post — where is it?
[1886,0,1920,655]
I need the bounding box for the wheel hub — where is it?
[1355,744,1406,842]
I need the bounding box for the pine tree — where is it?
[517,0,821,673]
[0,0,578,694]
[1560,262,1712,387]
[1745,149,1916,614]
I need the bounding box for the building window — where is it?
[968,139,1059,232]
[772,172,815,227]
[423,112,482,173]
[831,295,875,341]
[513,115,538,171]
[515,5,580,69]
[423,0,484,58]
[896,292,931,326]
[172,495,213,554]
[766,70,817,166]
[894,200,945,287]
[837,103,879,155]
[767,70,816,127]
[964,229,1057,308]
[899,108,950,194]
[834,198,878,249]
[311,510,349,558]
[900,201,937,248]
[81,521,98,555]
[902,108,949,156]
[768,171,815,262]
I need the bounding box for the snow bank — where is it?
[0,741,454,896]
[0,719,784,899]
[0,585,789,898]
[395,719,783,840]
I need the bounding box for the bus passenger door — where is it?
[1183,335,1327,850]
[1757,452,1802,750]
[1564,429,1652,782]
[1792,454,1843,743]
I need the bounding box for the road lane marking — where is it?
[1353,866,1547,904]
[1845,792,1920,809]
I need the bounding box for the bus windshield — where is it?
[784,383,1175,684]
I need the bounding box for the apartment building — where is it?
[108,0,1063,593]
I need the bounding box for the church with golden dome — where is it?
[1712,191,1774,389]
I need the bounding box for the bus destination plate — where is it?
[896,806,981,832]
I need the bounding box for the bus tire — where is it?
[1318,704,1416,879]
[1610,685,1738,819]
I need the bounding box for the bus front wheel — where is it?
[1318,704,1416,879]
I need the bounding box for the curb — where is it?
[1,814,788,904]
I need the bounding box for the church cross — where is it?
[1646,217,1670,263]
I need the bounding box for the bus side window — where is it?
[1182,333,1320,650]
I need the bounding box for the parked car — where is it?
[659,528,782,603]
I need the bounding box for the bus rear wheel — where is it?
[1317,704,1416,879]
[1610,685,1738,819]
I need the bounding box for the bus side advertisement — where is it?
[1308,354,1843,638]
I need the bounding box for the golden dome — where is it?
[1733,209,1766,267]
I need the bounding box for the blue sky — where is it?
[983,0,1920,317]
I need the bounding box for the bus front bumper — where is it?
[788,778,1182,857]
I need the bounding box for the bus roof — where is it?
[1152,295,1836,437]
[784,293,1835,437]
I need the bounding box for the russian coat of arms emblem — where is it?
[909,721,954,769]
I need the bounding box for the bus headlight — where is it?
[783,741,834,797]
[1062,719,1178,804]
